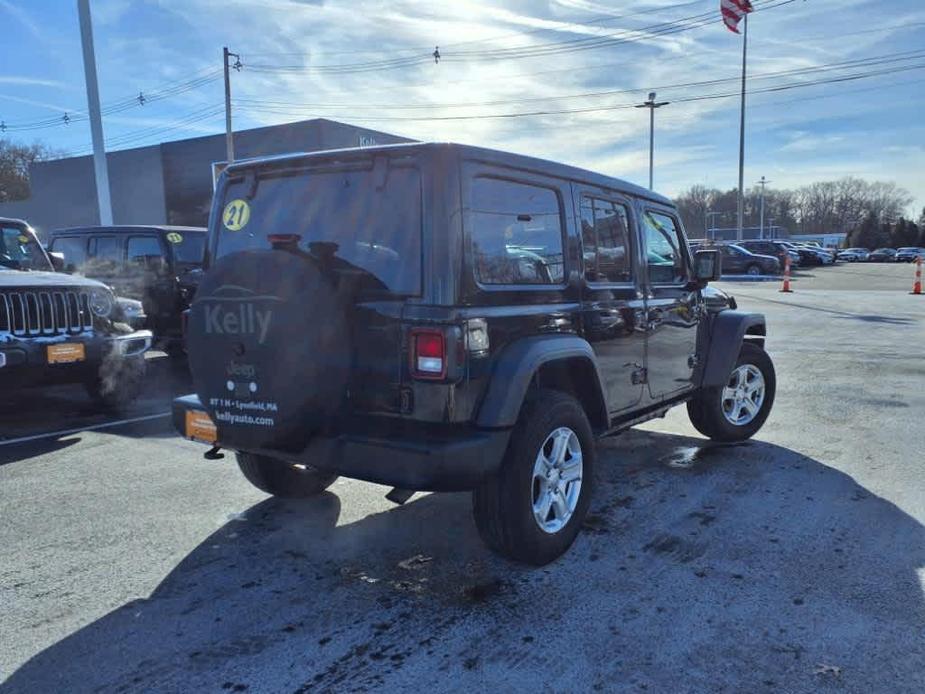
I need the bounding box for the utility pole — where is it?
[635,91,669,190]
[77,0,112,225]
[757,175,770,238]
[223,47,241,164]
[735,14,749,241]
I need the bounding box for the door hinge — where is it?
[632,367,648,385]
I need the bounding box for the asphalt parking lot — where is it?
[1,262,923,693]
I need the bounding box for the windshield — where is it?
[0,224,52,271]
[215,164,422,295]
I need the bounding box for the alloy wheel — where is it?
[531,427,583,534]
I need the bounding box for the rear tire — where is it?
[687,342,776,442]
[236,452,338,498]
[472,389,595,566]
[745,264,761,276]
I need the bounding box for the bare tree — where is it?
[0,139,63,202]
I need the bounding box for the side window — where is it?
[470,177,565,285]
[127,236,164,266]
[50,237,88,272]
[580,197,632,283]
[643,211,688,284]
[87,236,123,274]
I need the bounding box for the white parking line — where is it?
[0,412,172,447]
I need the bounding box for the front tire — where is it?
[236,452,338,498]
[472,389,595,566]
[688,342,775,442]
[745,264,761,276]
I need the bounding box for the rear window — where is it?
[215,166,421,295]
[169,232,206,266]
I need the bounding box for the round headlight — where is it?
[89,288,114,317]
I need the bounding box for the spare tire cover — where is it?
[187,249,350,451]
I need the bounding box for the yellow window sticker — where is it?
[223,199,251,231]
[18,235,30,244]
[165,232,184,244]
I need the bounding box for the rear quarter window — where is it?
[468,177,565,286]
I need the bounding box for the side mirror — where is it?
[48,251,66,272]
[694,249,722,284]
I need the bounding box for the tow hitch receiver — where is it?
[385,488,415,505]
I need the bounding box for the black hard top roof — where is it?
[49,225,206,236]
[224,142,674,207]
[0,217,30,227]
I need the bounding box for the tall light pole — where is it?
[635,91,669,190]
[77,0,112,225]
[757,175,770,239]
[735,14,749,241]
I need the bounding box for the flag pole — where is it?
[736,13,748,241]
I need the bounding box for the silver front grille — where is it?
[0,289,93,336]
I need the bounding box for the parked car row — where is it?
[1,217,207,410]
[838,247,924,262]
[687,238,842,276]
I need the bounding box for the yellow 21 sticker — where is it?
[223,199,251,231]
[165,232,184,244]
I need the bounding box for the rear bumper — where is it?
[172,394,511,492]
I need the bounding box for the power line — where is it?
[233,61,925,123]
[1,67,222,131]
[242,0,710,58]
[232,48,925,111]
[57,70,924,158]
[242,0,790,75]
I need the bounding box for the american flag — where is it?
[721,0,753,33]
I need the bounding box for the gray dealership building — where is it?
[0,118,411,236]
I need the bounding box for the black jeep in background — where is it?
[173,143,776,565]
[47,225,206,351]
[1,217,152,408]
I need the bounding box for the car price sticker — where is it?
[223,199,251,231]
[166,232,184,244]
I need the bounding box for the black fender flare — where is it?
[700,310,767,387]
[475,335,608,429]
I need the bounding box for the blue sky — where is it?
[1,0,923,214]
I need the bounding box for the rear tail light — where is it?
[411,328,446,379]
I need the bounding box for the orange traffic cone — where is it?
[912,255,923,295]
[779,255,793,293]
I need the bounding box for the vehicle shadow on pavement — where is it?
[3,430,924,693]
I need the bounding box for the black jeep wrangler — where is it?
[174,143,775,565]
[47,225,206,351]
[1,218,153,408]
